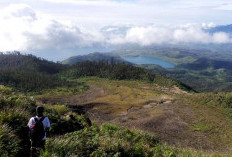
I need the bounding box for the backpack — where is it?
[29,117,45,141]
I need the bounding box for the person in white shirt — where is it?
[28,106,50,157]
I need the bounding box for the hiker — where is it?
[28,106,50,157]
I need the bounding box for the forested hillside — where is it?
[64,60,193,92]
[165,58,232,92]
[0,52,64,73]
[113,48,232,92]
[0,52,71,92]
[62,52,127,65]
[0,52,192,93]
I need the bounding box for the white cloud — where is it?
[2,4,37,21]
[173,26,211,43]
[202,22,216,28]
[213,32,231,44]
[0,3,232,55]
[105,24,232,46]
[0,4,102,52]
[214,3,232,11]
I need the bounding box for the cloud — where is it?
[104,24,232,45]
[202,22,216,28]
[2,3,37,21]
[0,4,102,52]
[0,3,232,55]
[213,32,231,44]
[214,3,232,11]
[24,20,100,50]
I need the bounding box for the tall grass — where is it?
[42,123,194,157]
[0,85,90,156]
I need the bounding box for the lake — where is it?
[123,56,175,68]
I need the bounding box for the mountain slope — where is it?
[0,52,64,74]
[0,84,202,157]
[63,60,193,92]
[35,77,232,156]
[165,58,232,92]
[177,58,232,70]
[0,85,89,156]
[207,24,232,34]
[0,52,70,92]
[62,52,127,65]
[0,52,232,156]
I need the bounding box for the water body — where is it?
[123,56,175,68]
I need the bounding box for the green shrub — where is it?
[0,85,12,95]
[0,125,21,157]
[42,123,181,157]
[0,85,87,156]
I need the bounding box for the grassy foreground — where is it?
[0,84,207,157]
[1,78,232,156]
[42,124,196,157]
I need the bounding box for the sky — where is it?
[0,0,232,60]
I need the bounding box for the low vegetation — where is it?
[1,52,232,156]
[0,85,89,156]
[42,123,195,157]
[64,60,193,92]
[0,85,197,157]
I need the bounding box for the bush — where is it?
[42,123,182,157]
[0,125,21,157]
[0,85,89,156]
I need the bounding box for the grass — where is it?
[0,125,21,157]
[41,123,199,157]
[77,77,165,115]
[33,81,89,98]
[73,77,232,154]
[1,77,232,156]
[0,85,90,156]
[193,124,212,132]
[224,108,232,118]
[178,94,232,151]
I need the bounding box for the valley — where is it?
[110,47,232,92]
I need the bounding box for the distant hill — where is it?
[0,52,192,92]
[162,58,232,92]
[62,52,128,65]
[207,24,232,34]
[0,52,65,74]
[113,47,232,92]
[64,60,193,92]
[0,52,69,92]
[178,58,232,70]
